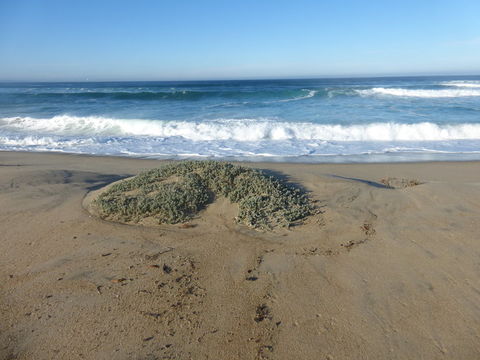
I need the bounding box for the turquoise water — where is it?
[1,76,480,162]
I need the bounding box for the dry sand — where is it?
[1,151,480,360]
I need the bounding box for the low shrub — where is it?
[94,161,314,230]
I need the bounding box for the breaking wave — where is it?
[357,87,480,98]
[2,115,480,141]
[441,81,480,88]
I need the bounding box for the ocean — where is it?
[1,76,480,162]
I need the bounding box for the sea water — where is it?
[1,76,480,162]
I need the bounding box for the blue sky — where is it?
[0,0,479,81]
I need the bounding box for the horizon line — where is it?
[1,73,480,83]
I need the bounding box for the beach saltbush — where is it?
[94,161,314,230]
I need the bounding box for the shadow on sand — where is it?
[327,174,392,189]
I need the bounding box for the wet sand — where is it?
[1,151,480,360]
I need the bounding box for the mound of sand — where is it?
[89,161,314,230]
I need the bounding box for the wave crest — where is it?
[357,87,480,98]
[441,81,480,88]
[2,116,480,141]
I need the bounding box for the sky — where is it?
[0,0,479,81]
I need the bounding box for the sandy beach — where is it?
[1,151,480,360]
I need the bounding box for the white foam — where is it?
[441,81,480,88]
[357,87,480,98]
[2,133,480,162]
[2,116,480,142]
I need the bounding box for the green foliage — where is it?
[94,161,314,230]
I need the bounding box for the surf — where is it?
[357,87,480,98]
[3,115,480,141]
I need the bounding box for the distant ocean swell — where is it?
[0,89,320,102]
[2,116,480,142]
[4,87,480,102]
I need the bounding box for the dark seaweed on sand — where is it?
[94,161,314,230]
